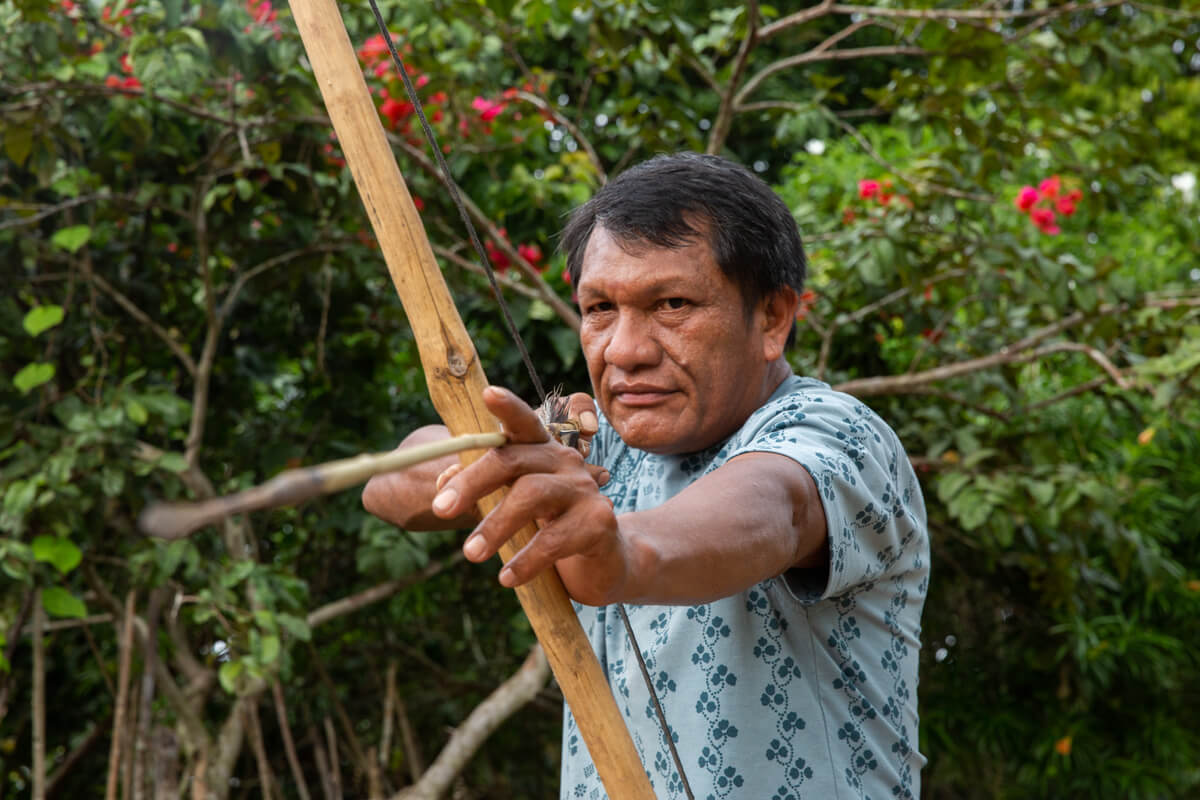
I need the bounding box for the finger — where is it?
[566,392,599,436]
[496,496,618,589]
[435,463,463,491]
[431,442,585,519]
[483,386,550,444]
[460,473,577,564]
[586,463,610,486]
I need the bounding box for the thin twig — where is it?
[272,681,313,800]
[736,45,925,107]
[84,268,197,376]
[32,591,47,800]
[323,717,343,798]
[247,700,279,800]
[0,590,34,725]
[105,592,136,800]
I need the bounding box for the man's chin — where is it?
[607,410,691,455]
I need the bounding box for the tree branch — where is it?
[432,244,545,302]
[757,0,835,40]
[707,0,761,154]
[306,553,462,629]
[393,644,550,800]
[736,45,925,107]
[84,267,197,376]
[835,340,1129,398]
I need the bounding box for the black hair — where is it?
[560,152,807,346]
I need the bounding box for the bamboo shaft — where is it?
[285,1,655,796]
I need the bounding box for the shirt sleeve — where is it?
[724,386,927,603]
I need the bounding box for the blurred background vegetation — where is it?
[2,0,1198,797]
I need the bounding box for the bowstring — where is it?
[364,0,545,404]
[360,6,694,798]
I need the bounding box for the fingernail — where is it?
[579,440,591,457]
[432,487,458,515]
[598,469,610,486]
[463,534,486,561]
[435,464,461,491]
[580,411,598,434]
[498,566,516,587]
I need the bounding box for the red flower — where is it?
[105,74,121,88]
[380,97,413,128]
[858,179,880,200]
[561,267,573,286]
[358,34,389,63]
[518,243,543,266]
[122,76,142,90]
[1056,188,1082,217]
[1038,175,1061,199]
[412,195,425,212]
[429,91,447,105]
[166,242,178,253]
[1014,186,1039,211]
[1030,207,1060,235]
[795,288,817,320]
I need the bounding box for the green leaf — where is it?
[277,613,312,642]
[32,536,82,575]
[4,125,33,168]
[259,634,280,664]
[157,452,189,473]
[125,399,148,425]
[42,587,87,619]
[14,363,55,394]
[218,660,243,694]
[50,225,91,254]
[23,305,65,337]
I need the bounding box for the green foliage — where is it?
[1,0,1197,797]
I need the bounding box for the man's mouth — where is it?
[609,383,676,407]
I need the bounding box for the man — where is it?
[363,153,928,799]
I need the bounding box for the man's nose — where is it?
[604,311,661,370]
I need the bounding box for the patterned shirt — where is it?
[561,374,929,800]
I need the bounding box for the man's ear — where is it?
[761,287,799,362]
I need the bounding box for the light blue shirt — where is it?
[561,375,929,799]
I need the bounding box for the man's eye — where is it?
[585,302,613,314]
[663,297,688,310]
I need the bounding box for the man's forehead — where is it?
[577,233,721,293]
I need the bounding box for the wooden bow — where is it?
[284,1,655,797]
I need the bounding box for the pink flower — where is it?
[358,34,388,62]
[1014,186,1039,211]
[1038,175,1061,199]
[1030,207,1060,235]
[858,179,880,200]
[472,96,507,122]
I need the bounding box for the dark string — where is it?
[363,0,545,404]
[359,4,693,797]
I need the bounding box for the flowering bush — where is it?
[1013,175,1082,235]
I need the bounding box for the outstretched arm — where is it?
[431,387,828,606]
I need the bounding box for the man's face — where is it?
[577,225,789,455]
